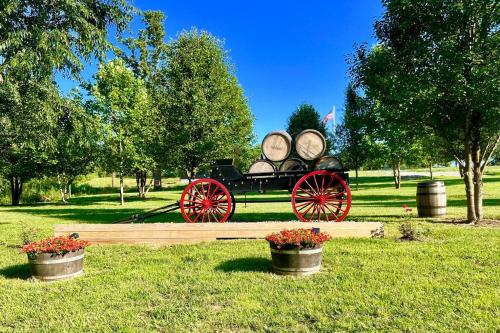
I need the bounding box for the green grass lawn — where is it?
[0,168,499,332]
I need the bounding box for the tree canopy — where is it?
[351,0,500,221]
[160,30,254,178]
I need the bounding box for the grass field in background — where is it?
[0,167,498,332]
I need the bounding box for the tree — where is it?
[286,103,333,152]
[91,59,149,205]
[350,44,422,189]
[0,0,132,78]
[0,0,133,205]
[116,10,168,194]
[52,93,103,203]
[0,76,58,205]
[334,84,370,190]
[359,0,499,222]
[160,30,254,179]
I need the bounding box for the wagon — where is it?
[178,158,352,223]
[116,130,352,224]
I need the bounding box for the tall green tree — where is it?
[286,103,333,153]
[0,76,58,205]
[0,0,133,205]
[52,93,103,202]
[160,30,254,178]
[334,85,370,190]
[351,45,420,189]
[91,59,149,205]
[116,10,168,193]
[355,0,499,222]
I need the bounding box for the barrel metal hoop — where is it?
[29,254,84,264]
[418,206,447,209]
[273,265,321,272]
[33,270,83,281]
[417,192,446,195]
[270,248,322,254]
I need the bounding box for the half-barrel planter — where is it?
[266,228,331,276]
[22,235,90,281]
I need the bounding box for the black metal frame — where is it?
[210,160,348,195]
[113,160,349,223]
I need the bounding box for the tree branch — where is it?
[480,133,500,173]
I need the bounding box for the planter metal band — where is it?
[33,270,83,281]
[29,254,84,265]
[270,248,322,254]
[272,265,321,272]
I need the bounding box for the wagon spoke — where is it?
[297,201,314,212]
[304,179,319,196]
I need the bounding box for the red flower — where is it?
[265,228,331,249]
[402,204,413,212]
[21,235,90,255]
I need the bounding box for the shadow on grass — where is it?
[215,257,271,273]
[0,263,31,279]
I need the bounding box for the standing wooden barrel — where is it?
[279,158,307,172]
[295,129,326,160]
[314,156,343,170]
[261,131,292,162]
[416,181,447,217]
[248,160,276,175]
[28,249,85,281]
[270,245,323,276]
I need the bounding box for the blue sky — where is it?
[60,1,383,141]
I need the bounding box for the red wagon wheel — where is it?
[291,170,351,222]
[180,179,232,223]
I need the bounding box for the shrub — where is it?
[19,224,42,246]
[399,220,427,241]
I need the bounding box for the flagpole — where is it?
[332,105,336,129]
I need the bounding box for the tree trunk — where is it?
[153,169,162,190]
[119,141,125,206]
[57,175,67,204]
[136,171,147,199]
[9,176,23,206]
[111,171,116,187]
[429,162,433,180]
[463,143,476,223]
[392,160,401,189]
[355,167,359,191]
[472,138,483,222]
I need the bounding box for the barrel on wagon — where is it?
[295,129,326,160]
[261,131,292,162]
[416,181,447,217]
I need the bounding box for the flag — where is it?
[323,111,334,123]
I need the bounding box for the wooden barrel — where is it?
[28,249,84,281]
[279,158,307,172]
[295,129,326,160]
[314,156,343,170]
[248,160,276,175]
[416,181,447,217]
[270,245,323,276]
[261,131,292,162]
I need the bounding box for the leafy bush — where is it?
[19,224,42,245]
[399,220,428,241]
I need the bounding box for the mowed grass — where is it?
[0,168,499,332]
